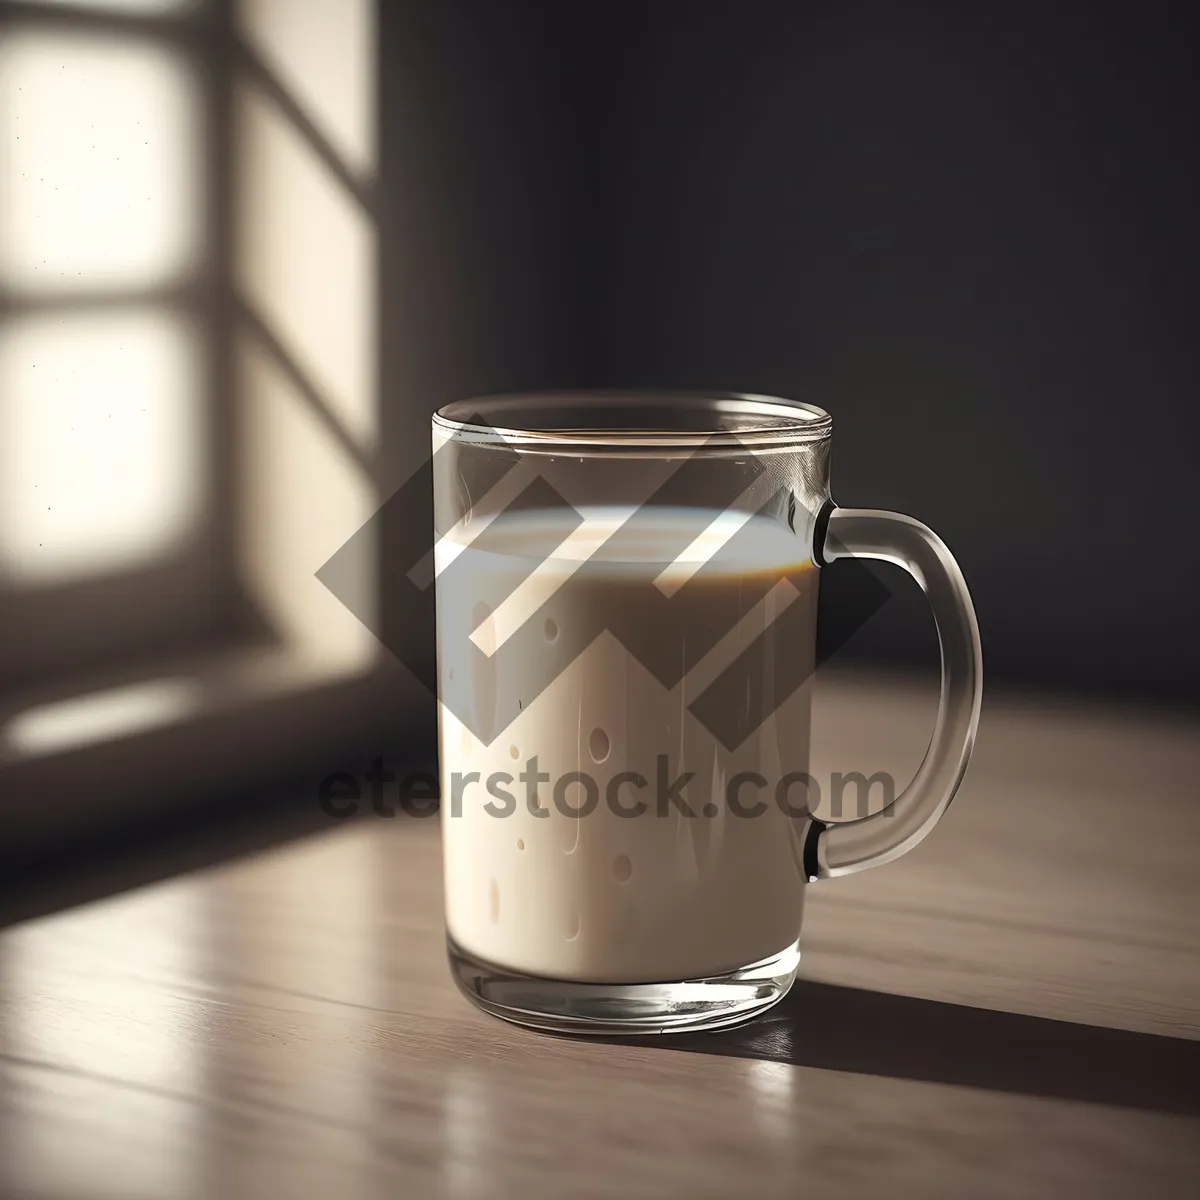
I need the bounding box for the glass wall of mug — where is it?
[432,392,833,1033]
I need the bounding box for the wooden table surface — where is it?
[0,671,1197,1198]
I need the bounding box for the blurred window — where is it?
[0,0,380,786]
[0,1,215,690]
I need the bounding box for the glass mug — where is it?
[432,392,981,1034]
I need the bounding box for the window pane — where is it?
[0,310,205,586]
[0,27,202,292]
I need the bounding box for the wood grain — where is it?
[0,671,1197,1198]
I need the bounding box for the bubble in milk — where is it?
[589,727,610,763]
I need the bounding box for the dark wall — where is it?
[589,1,1199,698]
[381,1,1199,700]
[379,0,595,482]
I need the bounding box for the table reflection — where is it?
[204,828,381,1199]
[0,880,206,1200]
[0,824,388,1200]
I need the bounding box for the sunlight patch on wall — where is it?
[3,676,203,757]
[0,27,202,293]
[231,0,379,678]
[0,310,205,586]
[238,0,376,178]
[237,331,377,673]
[21,0,198,12]
[235,79,377,453]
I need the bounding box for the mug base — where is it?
[447,937,800,1036]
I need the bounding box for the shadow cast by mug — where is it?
[634,979,1200,1116]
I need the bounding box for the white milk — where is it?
[437,507,818,983]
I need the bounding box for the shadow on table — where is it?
[636,979,1200,1116]
[0,777,363,931]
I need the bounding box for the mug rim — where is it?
[433,390,832,454]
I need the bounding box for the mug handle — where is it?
[803,507,983,879]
